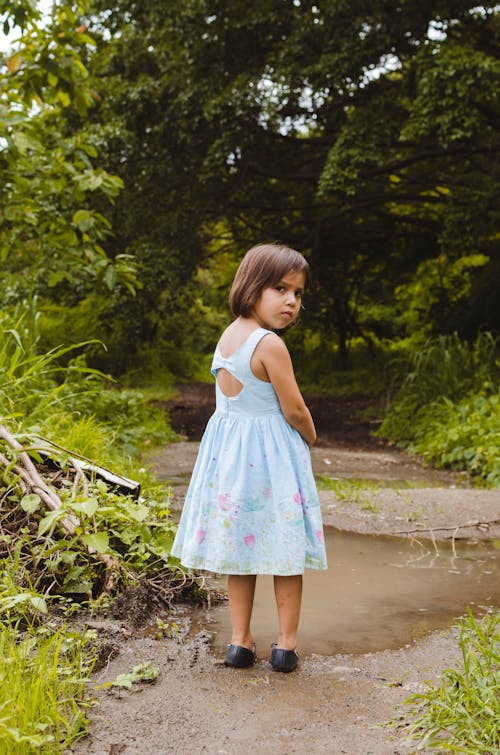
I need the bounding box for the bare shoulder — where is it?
[257,331,287,355]
[255,332,292,367]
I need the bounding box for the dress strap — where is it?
[236,328,273,382]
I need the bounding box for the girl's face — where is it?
[252,270,305,330]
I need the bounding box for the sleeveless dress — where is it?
[171,327,327,575]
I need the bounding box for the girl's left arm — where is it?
[255,334,317,446]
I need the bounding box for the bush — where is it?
[379,333,500,483]
[410,392,500,486]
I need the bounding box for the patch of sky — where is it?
[1,0,51,50]
[256,71,327,135]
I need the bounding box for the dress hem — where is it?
[172,553,328,576]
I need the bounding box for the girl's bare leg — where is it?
[227,574,257,650]
[274,574,303,650]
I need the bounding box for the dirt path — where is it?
[74,388,499,755]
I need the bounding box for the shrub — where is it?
[379,333,500,483]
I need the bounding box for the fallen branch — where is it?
[392,518,500,536]
[0,424,121,594]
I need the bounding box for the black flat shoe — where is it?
[270,643,299,672]
[225,643,256,668]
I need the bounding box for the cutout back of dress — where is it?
[211,327,280,417]
[216,368,243,397]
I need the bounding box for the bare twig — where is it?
[0,423,121,594]
[392,518,500,537]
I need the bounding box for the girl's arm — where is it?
[253,334,317,446]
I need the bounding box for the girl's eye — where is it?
[295,290,303,298]
[276,286,285,292]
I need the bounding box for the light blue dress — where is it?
[171,327,327,575]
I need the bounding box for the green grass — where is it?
[398,610,500,753]
[0,622,95,754]
[317,475,380,512]
[379,333,500,485]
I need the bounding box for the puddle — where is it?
[190,527,500,656]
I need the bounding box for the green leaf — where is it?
[12,132,30,154]
[72,209,93,231]
[82,531,109,553]
[122,501,149,522]
[20,493,41,513]
[61,579,93,594]
[38,509,64,536]
[112,662,160,689]
[29,596,48,613]
[70,497,99,517]
[104,264,117,290]
[57,89,71,107]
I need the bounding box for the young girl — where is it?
[171,243,327,672]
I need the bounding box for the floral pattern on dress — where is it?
[171,327,327,575]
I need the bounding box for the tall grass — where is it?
[0,311,185,751]
[0,623,94,754]
[400,610,500,753]
[379,333,500,483]
[0,313,103,423]
[380,332,499,443]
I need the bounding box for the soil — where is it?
[74,385,500,755]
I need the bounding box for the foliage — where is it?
[397,610,500,753]
[379,333,500,483]
[0,620,95,754]
[0,0,138,319]
[408,392,500,486]
[107,661,160,691]
[0,308,190,615]
[73,0,500,371]
[394,254,490,338]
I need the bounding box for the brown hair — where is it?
[229,243,309,317]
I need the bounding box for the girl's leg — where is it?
[273,574,303,650]
[227,574,257,650]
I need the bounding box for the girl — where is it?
[171,243,327,672]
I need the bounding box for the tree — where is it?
[0,0,137,313]
[80,0,499,370]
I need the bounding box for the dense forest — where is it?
[2,0,499,371]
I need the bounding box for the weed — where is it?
[154,617,179,639]
[379,333,500,484]
[317,476,380,512]
[394,610,500,752]
[104,662,160,692]
[0,622,95,754]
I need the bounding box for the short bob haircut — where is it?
[229,243,309,318]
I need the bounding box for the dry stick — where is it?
[392,518,500,537]
[0,425,120,593]
[71,457,89,499]
[0,447,79,533]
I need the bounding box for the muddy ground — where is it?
[73,386,500,755]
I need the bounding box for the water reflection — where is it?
[191,527,500,655]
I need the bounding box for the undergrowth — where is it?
[0,621,94,755]
[0,313,196,751]
[394,610,500,753]
[379,333,500,485]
